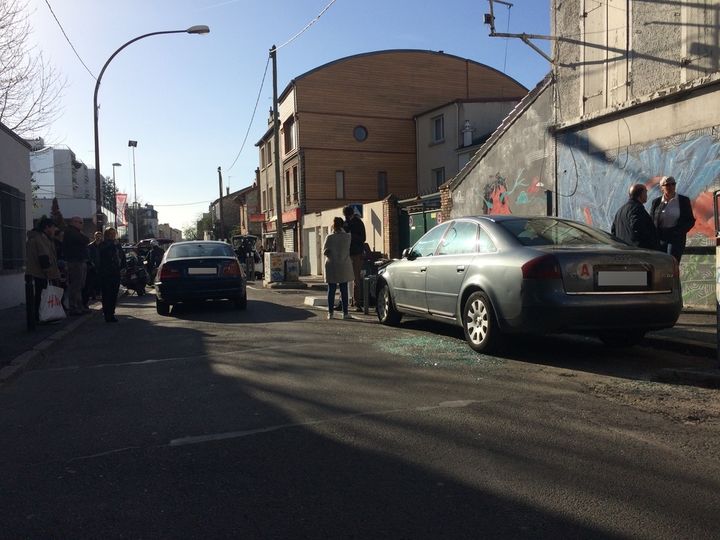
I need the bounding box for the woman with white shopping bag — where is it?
[25,217,63,323]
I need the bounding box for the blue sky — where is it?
[27,0,550,231]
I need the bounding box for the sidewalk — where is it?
[0,302,98,381]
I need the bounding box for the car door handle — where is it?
[456,265,465,272]
[420,266,427,272]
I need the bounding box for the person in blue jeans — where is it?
[323,217,355,320]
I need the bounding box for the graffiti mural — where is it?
[558,125,720,308]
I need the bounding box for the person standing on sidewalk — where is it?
[63,216,90,315]
[611,183,659,250]
[83,231,103,307]
[650,176,696,262]
[25,217,60,323]
[342,205,366,311]
[323,217,355,320]
[98,227,125,323]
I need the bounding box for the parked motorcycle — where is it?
[121,252,149,296]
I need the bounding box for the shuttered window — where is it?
[0,182,26,270]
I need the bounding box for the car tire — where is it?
[377,282,402,326]
[156,299,170,316]
[462,291,500,354]
[234,294,247,310]
[599,331,645,348]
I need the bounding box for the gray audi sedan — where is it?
[376,216,682,353]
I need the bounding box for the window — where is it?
[292,166,298,202]
[283,116,296,153]
[478,227,497,253]
[285,170,291,204]
[261,189,266,211]
[0,182,26,270]
[431,115,444,143]
[353,125,368,142]
[266,141,272,165]
[432,167,445,190]
[437,221,478,255]
[377,171,388,199]
[268,187,274,213]
[335,171,345,199]
[410,222,450,258]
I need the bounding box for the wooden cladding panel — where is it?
[299,113,415,152]
[303,149,416,212]
[296,51,526,118]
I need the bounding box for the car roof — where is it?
[170,240,228,245]
[455,215,577,224]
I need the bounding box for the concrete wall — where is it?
[450,84,555,218]
[557,85,720,309]
[0,125,32,309]
[554,0,719,123]
[301,202,380,277]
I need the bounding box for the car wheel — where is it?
[156,299,170,316]
[599,331,645,348]
[462,291,499,353]
[234,294,247,310]
[376,283,402,325]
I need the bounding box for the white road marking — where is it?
[169,399,480,447]
[33,344,294,372]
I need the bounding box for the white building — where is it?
[0,122,32,309]
[30,147,113,227]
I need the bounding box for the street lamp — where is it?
[92,25,210,232]
[129,140,138,243]
[112,162,121,228]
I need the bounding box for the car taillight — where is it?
[220,260,243,277]
[521,254,561,279]
[158,265,181,280]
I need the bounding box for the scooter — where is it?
[121,254,149,296]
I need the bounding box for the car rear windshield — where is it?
[167,243,235,259]
[499,218,615,247]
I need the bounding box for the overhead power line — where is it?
[226,55,271,172]
[276,0,338,50]
[225,0,339,171]
[43,0,96,80]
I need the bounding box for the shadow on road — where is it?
[1,292,717,538]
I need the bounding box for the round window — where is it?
[353,125,368,142]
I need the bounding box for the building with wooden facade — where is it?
[255,49,526,254]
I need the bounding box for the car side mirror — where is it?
[402,248,416,260]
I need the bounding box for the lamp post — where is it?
[112,162,121,228]
[92,25,210,232]
[129,140,138,243]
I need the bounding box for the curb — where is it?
[656,367,720,388]
[0,312,94,384]
[642,335,717,359]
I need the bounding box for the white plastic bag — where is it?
[39,285,67,322]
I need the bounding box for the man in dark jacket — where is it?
[650,176,696,262]
[611,184,659,250]
[62,216,90,315]
[343,205,367,310]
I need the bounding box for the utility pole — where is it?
[270,45,285,252]
[217,166,225,241]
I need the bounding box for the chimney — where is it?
[462,120,474,147]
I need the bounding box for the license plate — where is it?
[597,271,647,287]
[188,267,216,275]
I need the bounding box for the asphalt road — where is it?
[1,285,719,539]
